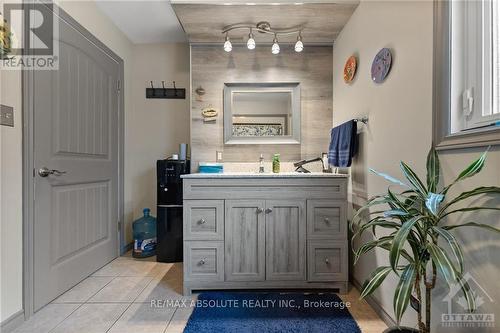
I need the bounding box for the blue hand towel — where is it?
[328,120,358,167]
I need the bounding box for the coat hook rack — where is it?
[146,80,186,99]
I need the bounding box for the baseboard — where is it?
[0,310,25,333]
[352,278,396,328]
[121,242,133,255]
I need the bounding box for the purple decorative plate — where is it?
[371,48,392,83]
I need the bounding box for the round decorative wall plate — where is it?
[343,55,357,83]
[371,48,392,83]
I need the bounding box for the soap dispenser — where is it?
[259,154,265,173]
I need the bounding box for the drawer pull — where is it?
[198,218,206,224]
[325,258,330,264]
[198,259,206,265]
[324,217,330,223]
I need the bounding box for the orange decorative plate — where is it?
[343,55,357,83]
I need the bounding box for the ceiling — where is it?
[171,2,359,44]
[96,1,359,45]
[96,1,186,44]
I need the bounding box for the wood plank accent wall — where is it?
[190,45,333,172]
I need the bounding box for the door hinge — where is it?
[117,80,121,93]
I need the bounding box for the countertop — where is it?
[181,172,348,179]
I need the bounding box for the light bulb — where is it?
[224,35,232,52]
[247,31,255,50]
[295,33,303,52]
[271,35,280,55]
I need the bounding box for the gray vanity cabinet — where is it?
[182,175,349,295]
[265,200,306,281]
[225,200,266,282]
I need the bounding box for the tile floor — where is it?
[13,253,387,333]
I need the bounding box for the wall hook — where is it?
[145,80,186,99]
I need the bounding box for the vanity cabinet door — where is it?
[265,200,306,281]
[225,200,266,281]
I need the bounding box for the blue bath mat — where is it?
[183,292,361,333]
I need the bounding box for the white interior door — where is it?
[32,8,121,310]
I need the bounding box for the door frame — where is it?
[21,2,125,319]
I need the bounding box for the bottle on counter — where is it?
[272,153,280,173]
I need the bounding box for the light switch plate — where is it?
[0,104,14,127]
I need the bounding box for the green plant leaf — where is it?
[378,243,414,263]
[383,209,409,218]
[443,148,489,194]
[353,237,394,264]
[351,198,391,231]
[439,186,500,213]
[457,279,477,313]
[426,146,440,193]
[393,263,417,324]
[426,192,445,216]
[432,226,464,274]
[427,242,458,285]
[400,161,428,197]
[369,168,409,187]
[360,266,393,299]
[442,222,500,233]
[390,216,423,270]
[357,219,400,238]
[441,206,500,219]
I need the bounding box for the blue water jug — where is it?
[132,208,157,258]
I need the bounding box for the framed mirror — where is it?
[223,83,301,144]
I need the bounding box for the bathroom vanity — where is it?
[181,173,349,295]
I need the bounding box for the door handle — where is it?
[38,167,67,177]
[265,208,273,214]
[256,208,264,214]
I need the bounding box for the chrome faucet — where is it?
[259,154,265,173]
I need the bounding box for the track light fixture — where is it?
[295,32,303,53]
[221,21,304,54]
[223,33,232,52]
[247,29,256,50]
[271,34,280,55]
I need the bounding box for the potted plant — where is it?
[351,147,500,333]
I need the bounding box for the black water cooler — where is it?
[156,159,190,263]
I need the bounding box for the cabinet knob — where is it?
[265,208,273,214]
[325,258,330,264]
[199,259,206,265]
[324,217,330,223]
[256,208,264,214]
[199,218,206,224]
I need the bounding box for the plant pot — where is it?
[383,327,419,333]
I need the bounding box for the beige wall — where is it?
[127,43,190,241]
[0,57,24,323]
[190,45,333,171]
[333,1,500,330]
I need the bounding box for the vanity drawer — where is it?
[307,200,347,240]
[307,240,347,282]
[184,200,224,240]
[184,241,224,282]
